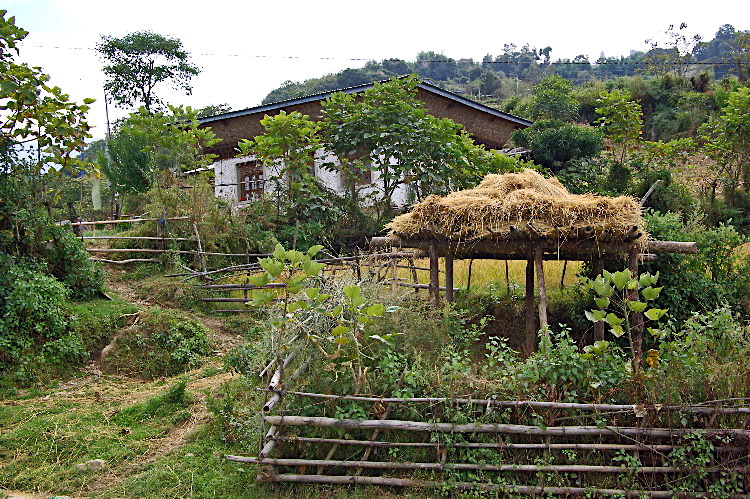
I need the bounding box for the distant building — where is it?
[198,79,531,207]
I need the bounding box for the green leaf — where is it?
[585,309,607,323]
[334,336,350,345]
[604,313,623,327]
[343,284,361,300]
[286,249,305,264]
[592,276,613,297]
[258,258,284,278]
[641,286,662,301]
[331,325,350,336]
[594,297,610,309]
[366,303,385,317]
[352,296,366,308]
[610,324,625,338]
[626,300,647,313]
[385,306,401,313]
[248,273,270,287]
[612,270,632,290]
[272,243,286,260]
[647,327,662,337]
[249,290,272,306]
[316,293,331,303]
[302,260,326,276]
[644,308,668,321]
[304,287,320,300]
[638,272,655,288]
[307,245,325,257]
[288,300,308,313]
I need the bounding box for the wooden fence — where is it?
[226,350,750,496]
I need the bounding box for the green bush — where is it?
[511,120,603,171]
[102,307,212,379]
[0,256,85,380]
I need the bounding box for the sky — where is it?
[5,0,749,140]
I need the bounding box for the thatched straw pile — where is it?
[387,170,646,243]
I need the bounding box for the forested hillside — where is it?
[262,23,748,142]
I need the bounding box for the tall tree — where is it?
[96,31,200,112]
[526,74,580,121]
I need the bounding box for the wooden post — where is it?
[445,252,454,303]
[192,222,207,276]
[560,260,568,290]
[592,257,605,342]
[628,249,643,372]
[505,260,510,295]
[156,218,165,251]
[408,256,419,295]
[535,247,548,334]
[524,253,536,355]
[429,242,440,309]
[466,259,474,292]
[390,249,397,292]
[67,202,82,238]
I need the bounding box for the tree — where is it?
[1,11,92,174]
[642,23,701,80]
[526,74,580,121]
[698,87,750,204]
[320,76,522,217]
[595,90,643,164]
[511,120,603,171]
[96,31,200,112]
[98,105,220,194]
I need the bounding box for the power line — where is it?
[26,45,742,66]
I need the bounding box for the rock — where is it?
[74,459,105,471]
[184,453,195,458]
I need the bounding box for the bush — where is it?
[641,211,750,323]
[0,256,85,380]
[511,120,603,171]
[101,307,212,379]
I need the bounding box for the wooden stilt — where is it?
[505,259,510,295]
[593,258,605,342]
[445,252,454,303]
[466,259,474,291]
[524,253,536,355]
[535,247,548,335]
[429,242,440,309]
[628,249,643,372]
[560,260,568,289]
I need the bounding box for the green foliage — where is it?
[582,268,667,371]
[0,256,84,380]
[113,379,193,426]
[102,308,211,379]
[96,31,200,112]
[595,89,643,163]
[641,211,750,323]
[99,105,220,194]
[0,10,93,174]
[320,75,523,217]
[698,86,750,205]
[65,298,138,355]
[526,74,580,121]
[44,227,105,299]
[512,119,602,171]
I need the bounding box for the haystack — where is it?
[387,170,646,244]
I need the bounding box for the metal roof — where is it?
[198,78,532,127]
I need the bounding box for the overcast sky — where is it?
[5,0,749,140]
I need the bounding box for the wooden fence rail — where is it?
[230,341,750,495]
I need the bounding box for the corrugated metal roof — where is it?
[198,77,532,127]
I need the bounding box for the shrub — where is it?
[512,120,603,171]
[101,307,212,379]
[0,256,85,380]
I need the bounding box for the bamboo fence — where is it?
[229,350,750,495]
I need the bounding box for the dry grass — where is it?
[387,258,582,291]
[388,169,645,244]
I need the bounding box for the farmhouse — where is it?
[198,79,532,207]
